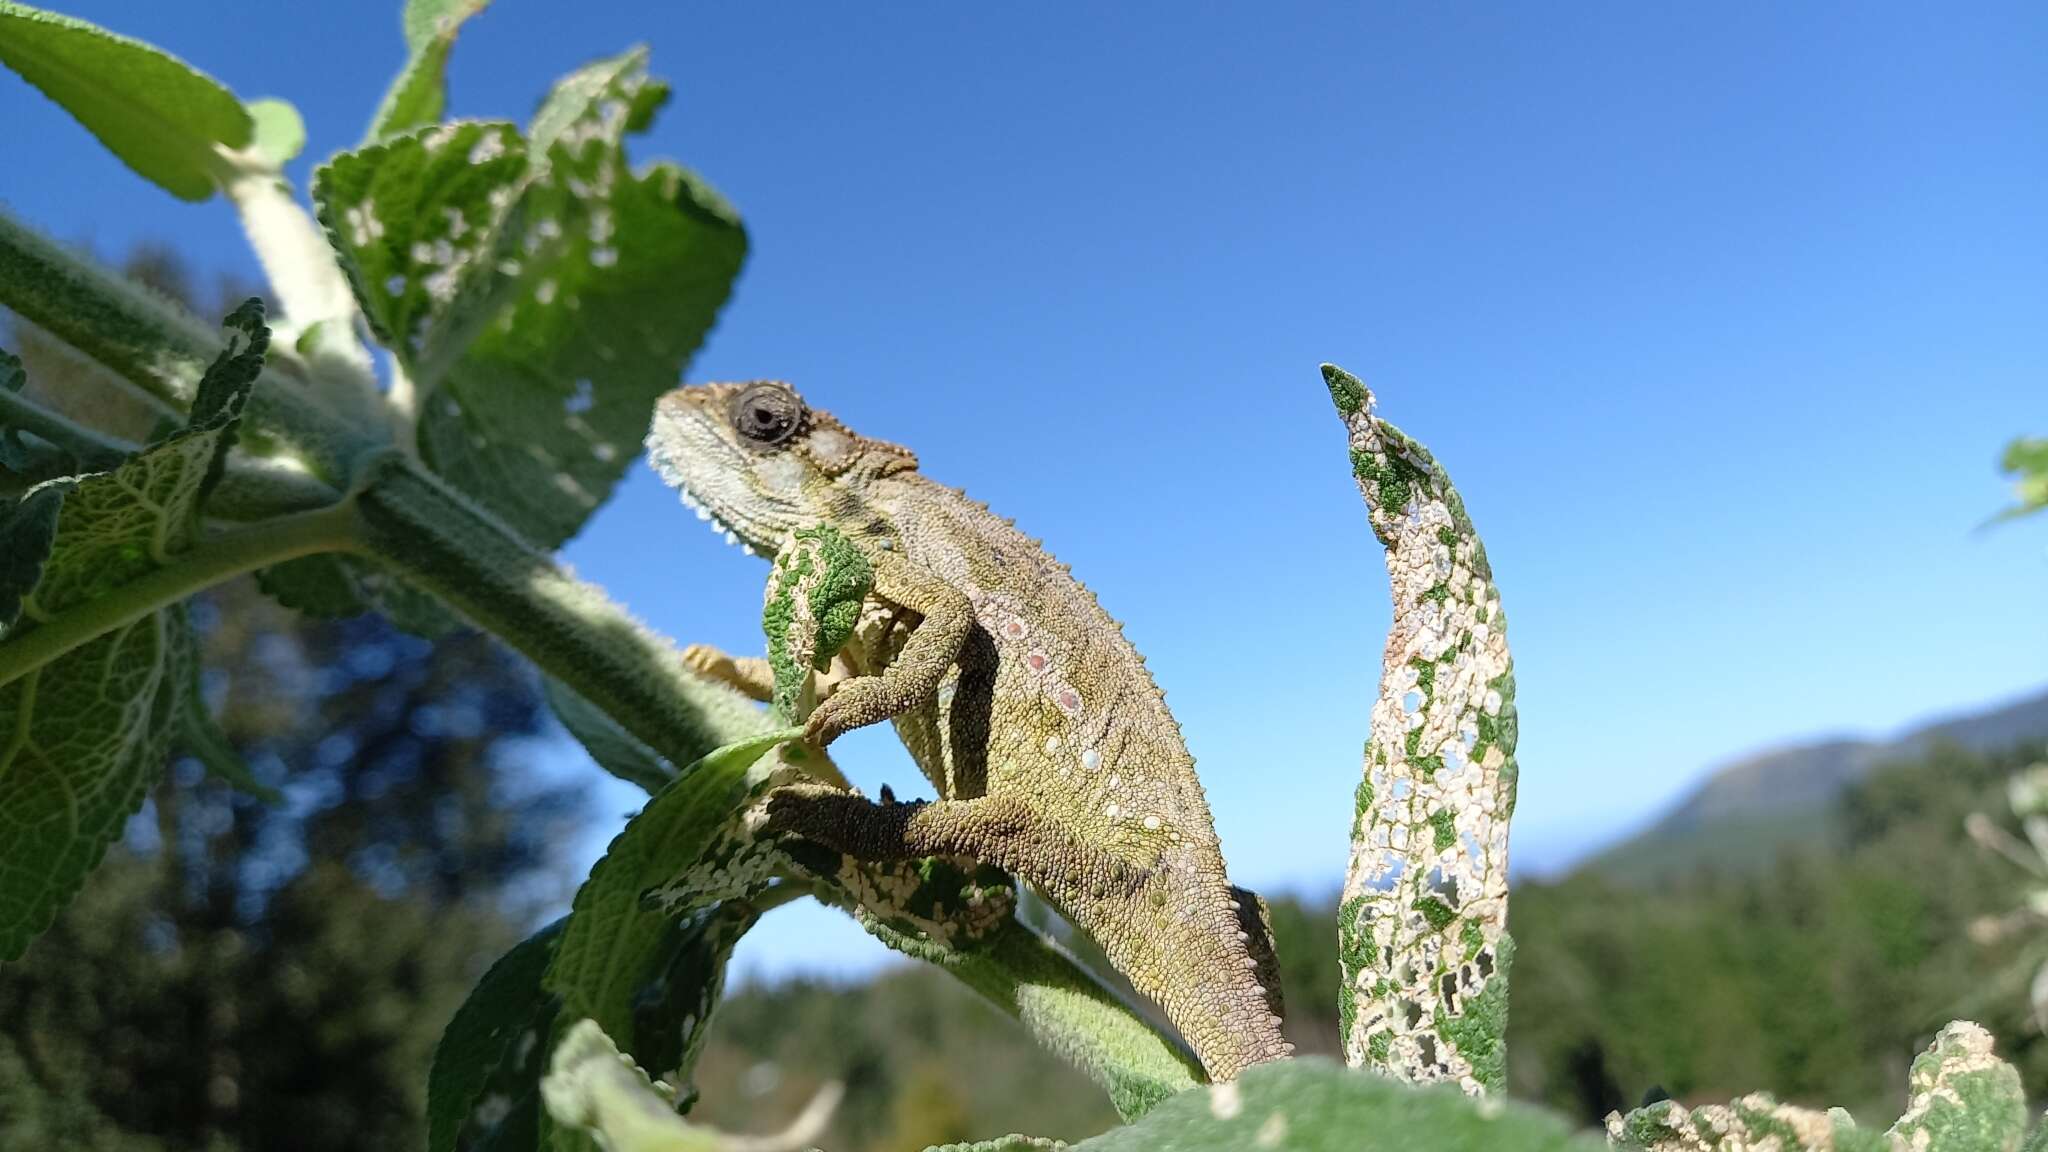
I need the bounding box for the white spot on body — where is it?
[1081,749,1101,771]
[1208,1082,1243,1120]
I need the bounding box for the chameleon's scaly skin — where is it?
[1325,364,1517,1096]
[647,382,1291,1081]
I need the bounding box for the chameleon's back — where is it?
[870,471,1291,1077]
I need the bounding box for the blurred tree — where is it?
[0,252,583,1152]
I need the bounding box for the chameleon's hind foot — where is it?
[761,785,1138,902]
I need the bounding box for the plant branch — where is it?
[349,451,768,771]
[0,498,365,689]
[210,145,382,409]
[0,206,384,486]
[0,385,134,470]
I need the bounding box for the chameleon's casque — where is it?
[648,382,1292,1080]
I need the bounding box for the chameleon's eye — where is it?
[730,384,804,447]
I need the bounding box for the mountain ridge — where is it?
[1578,683,2048,886]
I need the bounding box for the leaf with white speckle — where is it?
[314,120,531,382]
[319,48,746,549]
[419,48,746,549]
[427,919,563,1152]
[545,728,796,1044]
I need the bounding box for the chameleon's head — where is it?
[647,382,918,554]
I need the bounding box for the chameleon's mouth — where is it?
[667,478,758,557]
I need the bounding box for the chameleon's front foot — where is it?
[799,675,906,746]
[680,643,774,702]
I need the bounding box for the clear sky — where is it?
[6,2,2045,981]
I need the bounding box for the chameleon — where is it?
[646,381,1292,1081]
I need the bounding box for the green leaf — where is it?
[0,303,268,958]
[1886,1022,2027,1151]
[928,1140,1068,1152]
[0,608,185,959]
[419,48,746,548]
[866,916,1201,1122]
[545,729,798,1046]
[368,0,492,141]
[322,49,745,548]
[541,732,794,1152]
[0,1,251,201]
[629,900,759,1098]
[428,919,564,1152]
[314,121,531,380]
[1068,1058,1597,1152]
[546,676,674,794]
[245,97,305,167]
[542,1018,839,1152]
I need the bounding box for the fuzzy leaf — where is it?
[1070,1058,1596,1151]
[368,0,492,140]
[321,49,745,548]
[244,97,305,167]
[428,919,564,1152]
[629,901,759,1100]
[545,729,798,1046]
[314,120,531,382]
[418,48,746,549]
[0,1,251,200]
[0,609,185,959]
[547,676,675,794]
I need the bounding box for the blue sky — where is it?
[6,2,2045,980]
